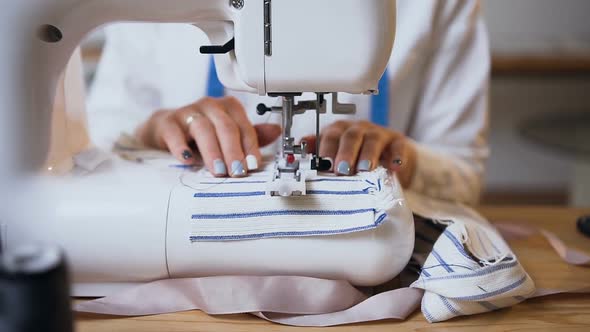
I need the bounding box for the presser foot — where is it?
[266,154,318,197]
[265,154,333,197]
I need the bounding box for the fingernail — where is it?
[213,159,227,176]
[357,160,372,172]
[182,150,193,160]
[322,157,334,171]
[231,160,247,177]
[336,161,351,175]
[246,154,258,171]
[318,157,332,172]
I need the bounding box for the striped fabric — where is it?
[188,166,397,241]
[406,192,536,322]
[185,165,537,321]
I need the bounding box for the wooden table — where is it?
[491,54,590,75]
[75,206,590,331]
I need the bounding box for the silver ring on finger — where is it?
[185,112,202,129]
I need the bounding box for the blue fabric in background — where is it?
[370,69,390,127]
[207,56,225,98]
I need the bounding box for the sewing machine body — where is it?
[6,159,415,295]
[1,0,406,293]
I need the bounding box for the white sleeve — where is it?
[86,23,166,117]
[85,24,166,148]
[406,1,490,205]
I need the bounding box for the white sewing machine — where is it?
[1,0,414,295]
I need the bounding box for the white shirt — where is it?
[88,0,490,205]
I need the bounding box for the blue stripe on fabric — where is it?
[421,269,431,277]
[422,298,436,323]
[190,219,384,241]
[206,56,224,98]
[478,301,499,311]
[449,275,528,301]
[443,230,473,260]
[307,189,368,195]
[431,250,454,273]
[199,180,268,185]
[422,263,474,272]
[200,178,363,185]
[194,191,265,198]
[439,295,463,316]
[192,208,375,220]
[370,68,389,127]
[307,178,363,183]
[193,189,369,198]
[169,164,197,169]
[419,260,518,282]
[375,213,388,225]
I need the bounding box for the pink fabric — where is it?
[255,288,423,326]
[75,276,367,315]
[494,222,590,299]
[75,276,424,326]
[75,224,590,326]
[494,223,590,266]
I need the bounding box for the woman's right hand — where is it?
[135,96,281,177]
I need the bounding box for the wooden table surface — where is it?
[75,206,590,331]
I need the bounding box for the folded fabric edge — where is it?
[408,212,536,323]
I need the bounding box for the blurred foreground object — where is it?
[0,245,73,332]
[578,215,590,237]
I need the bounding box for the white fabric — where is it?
[182,166,397,241]
[86,0,490,205]
[406,192,536,322]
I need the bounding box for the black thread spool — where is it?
[577,215,590,238]
[0,245,73,332]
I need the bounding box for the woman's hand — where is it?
[305,120,417,188]
[135,96,281,177]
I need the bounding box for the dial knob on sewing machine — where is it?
[256,103,272,115]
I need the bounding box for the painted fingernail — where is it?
[336,161,351,175]
[213,159,227,176]
[246,154,258,171]
[231,160,247,177]
[322,157,334,171]
[182,150,193,160]
[317,157,332,172]
[357,160,372,172]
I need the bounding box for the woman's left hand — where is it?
[304,120,417,188]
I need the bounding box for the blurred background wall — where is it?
[485,0,590,55]
[482,0,590,206]
[80,0,590,206]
